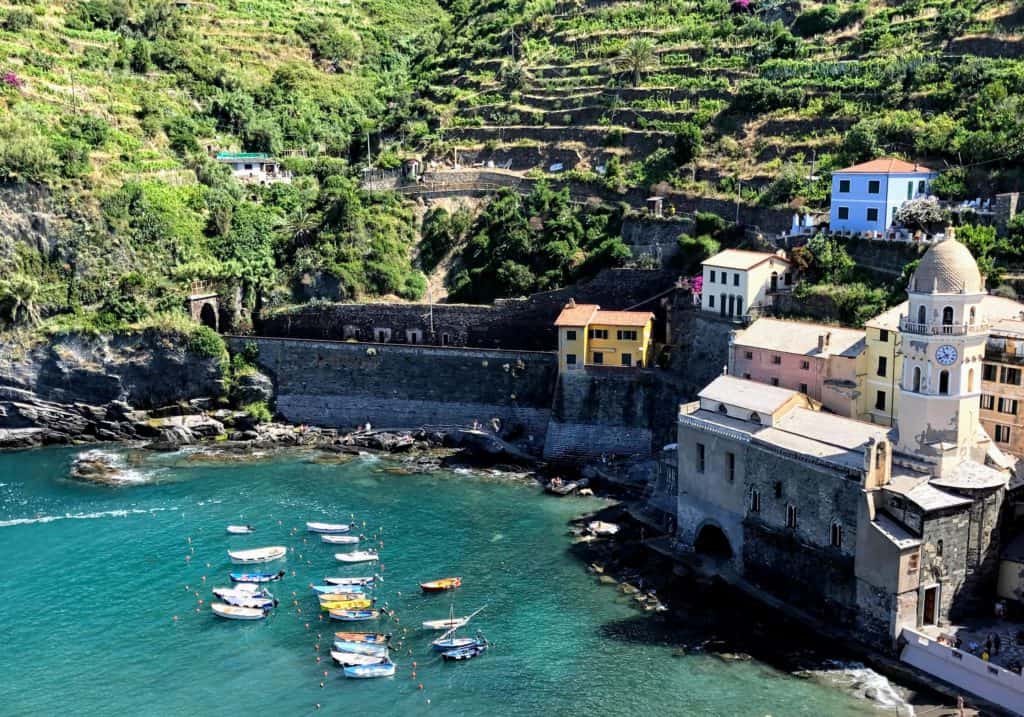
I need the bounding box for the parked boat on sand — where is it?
[420,577,461,592]
[211,602,267,620]
[227,546,287,565]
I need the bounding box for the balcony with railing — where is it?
[899,317,988,336]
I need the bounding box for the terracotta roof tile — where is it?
[592,310,654,327]
[834,157,935,174]
[554,303,599,326]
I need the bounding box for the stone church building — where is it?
[675,235,1019,649]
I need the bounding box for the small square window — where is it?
[867,208,879,222]
[771,355,781,365]
[621,353,632,366]
[709,270,716,283]
[879,329,889,342]
[770,377,779,386]
[744,351,753,360]
[868,180,880,194]
[839,179,850,193]
[566,354,576,365]
[592,352,604,365]
[995,424,1012,443]
[566,330,576,341]
[981,394,995,410]
[800,360,809,370]
[837,206,849,220]
[733,273,739,286]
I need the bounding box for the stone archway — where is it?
[187,290,220,332]
[199,302,218,331]
[694,522,733,559]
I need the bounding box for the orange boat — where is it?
[420,577,462,593]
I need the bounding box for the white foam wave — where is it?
[73,449,160,485]
[803,661,914,715]
[0,506,174,529]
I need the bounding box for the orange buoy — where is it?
[418,683,423,690]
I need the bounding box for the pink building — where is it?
[729,318,867,417]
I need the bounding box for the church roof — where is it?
[872,514,922,550]
[698,375,797,415]
[908,235,984,295]
[930,460,1008,491]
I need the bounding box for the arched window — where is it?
[939,370,950,395]
[942,306,954,325]
[912,366,922,392]
[968,368,975,392]
[917,305,927,324]
[749,412,761,423]
[936,539,944,557]
[969,307,976,325]
[830,521,843,548]
[718,403,729,414]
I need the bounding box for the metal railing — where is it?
[898,318,987,336]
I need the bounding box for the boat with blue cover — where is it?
[312,584,367,595]
[330,609,380,622]
[333,632,390,644]
[323,576,377,586]
[230,570,285,583]
[332,640,389,657]
[441,642,488,661]
[343,660,396,679]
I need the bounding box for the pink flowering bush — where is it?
[2,71,24,90]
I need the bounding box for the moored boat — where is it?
[333,632,391,644]
[321,534,361,545]
[324,576,376,586]
[312,584,367,595]
[320,598,374,611]
[317,591,366,603]
[227,546,287,565]
[331,651,389,667]
[306,521,353,534]
[441,642,488,661]
[335,550,378,563]
[420,577,461,593]
[226,524,255,534]
[332,640,389,657]
[213,584,270,599]
[222,594,276,609]
[230,570,285,583]
[422,617,469,631]
[329,609,380,622]
[211,602,267,620]
[343,661,395,679]
[432,635,479,652]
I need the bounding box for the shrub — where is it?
[673,122,703,166]
[3,9,35,30]
[242,401,272,423]
[894,197,949,232]
[793,6,839,37]
[188,325,227,359]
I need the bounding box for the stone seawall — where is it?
[231,337,559,453]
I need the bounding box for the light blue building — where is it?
[828,157,938,235]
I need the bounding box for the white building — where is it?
[700,249,793,320]
[215,152,291,184]
[829,158,937,236]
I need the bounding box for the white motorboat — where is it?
[422,616,470,631]
[312,584,366,595]
[228,546,287,565]
[222,595,275,609]
[226,525,254,535]
[324,576,376,586]
[321,534,361,545]
[331,651,388,667]
[335,550,378,563]
[211,602,267,620]
[343,660,395,678]
[213,585,273,601]
[306,522,352,534]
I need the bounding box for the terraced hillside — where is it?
[418,0,1024,214]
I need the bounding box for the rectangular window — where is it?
[830,522,842,548]
[875,390,886,411]
[744,351,753,360]
[708,295,715,308]
[770,377,779,386]
[771,355,781,365]
[799,383,808,394]
[877,356,887,377]
[995,425,1011,443]
[868,179,880,194]
[244,163,253,170]
[879,329,889,342]
[907,181,914,201]
[998,398,1018,415]
[566,354,576,366]
[800,360,810,370]
[918,180,926,194]
[983,363,998,381]
[733,273,740,286]
[696,443,705,473]
[726,452,735,482]
[866,207,879,222]
[750,490,761,513]
[837,206,849,220]
[785,272,792,285]
[839,179,850,193]
[981,394,995,410]
[592,352,604,364]
[1001,367,1022,385]
[907,553,919,572]
[774,481,783,498]
[616,330,638,341]
[786,505,798,529]
[743,372,751,380]
[620,353,632,367]
[566,330,576,341]
[588,329,608,340]
[709,270,716,283]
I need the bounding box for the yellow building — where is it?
[554,301,654,372]
[861,304,903,426]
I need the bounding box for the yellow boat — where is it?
[317,592,363,604]
[320,598,374,611]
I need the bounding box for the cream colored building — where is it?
[980,318,1024,460]
[700,249,793,319]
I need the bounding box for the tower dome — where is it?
[909,229,983,294]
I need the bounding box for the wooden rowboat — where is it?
[335,550,378,563]
[420,577,461,593]
[321,534,361,545]
[331,651,389,667]
[307,521,353,534]
[333,632,391,644]
[324,576,376,586]
[230,570,285,583]
[227,546,287,565]
[329,609,380,622]
[211,602,267,620]
[317,592,365,603]
[312,584,367,595]
[332,640,389,657]
[320,598,374,611]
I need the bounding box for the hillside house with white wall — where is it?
[215,152,291,184]
[829,158,937,235]
[700,250,793,320]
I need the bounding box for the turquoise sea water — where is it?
[0,447,899,716]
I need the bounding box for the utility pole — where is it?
[428,286,434,335]
[366,128,372,165]
[735,179,741,225]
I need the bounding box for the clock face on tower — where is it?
[936,344,958,366]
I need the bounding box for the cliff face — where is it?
[0,330,226,447]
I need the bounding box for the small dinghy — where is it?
[420,577,461,593]
[306,521,353,534]
[230,570,285,583]
[343,660,395,679]
[333,632,390,644]
[213,584,270,599]
[422,605,485,631]
[329,609,380,622]
[211,602,267,620]
[324,576,376,586]
[335,550,378,563]
[312,584,366,595]
[228,546,287,565]
[321,534,361,545]
[223,594,275,609]
[320,598,374,611]
[317,592,366,604]
[333,640,389,657]
[442,642,488,661]
[331,651,388,667]
[226,525,255,534]
[587,521,620,536]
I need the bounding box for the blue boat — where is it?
[441,642,488,661]
[312,584,366,595]
[230,570,285,583]
[330,609,379,622]
[343,660,396,679]
[332,640,389,657]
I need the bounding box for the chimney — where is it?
[818,332,831,352]
[566,298,576,308]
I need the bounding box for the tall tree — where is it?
[613,37,658,88]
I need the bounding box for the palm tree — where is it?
[0,273,41,326]
[283,208,318,248]
[612,37,658,88]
